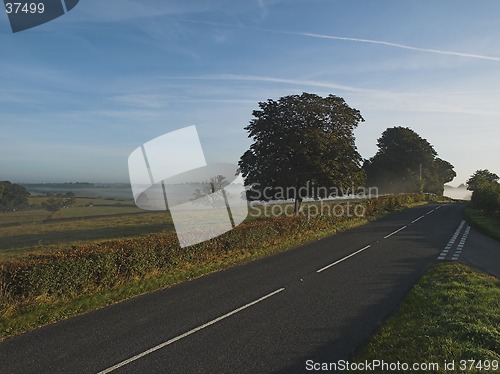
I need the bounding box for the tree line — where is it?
[239,92,456,212]
[363,126,455,195]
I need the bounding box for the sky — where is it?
[1,0,499,186]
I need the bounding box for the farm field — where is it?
[0,197,140,224]
[0,194,355,259]
[0,197,174,261]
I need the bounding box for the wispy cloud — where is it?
[257,0,269,19]
[158,74,500,116]
[177,17,244,29]
[163,74,379,94]
[202,75,500,116]
[269,30,500,62]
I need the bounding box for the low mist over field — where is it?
[23,183,134,201]
[443,185,471,201]
[23,182,471,203]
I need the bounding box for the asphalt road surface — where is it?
[2,202,497,373]
[456,223,500,279]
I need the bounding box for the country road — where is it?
[2,201,497,374]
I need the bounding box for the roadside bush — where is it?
[471,181,500,218]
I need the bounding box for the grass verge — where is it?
[354,262,500,373]
[465,206,500,242]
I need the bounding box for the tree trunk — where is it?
[294,179,303,215]
[294,196,302,215]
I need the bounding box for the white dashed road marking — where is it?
[98,288,285,373]
[384,226,407,239]
[451,226,471,261]
[316,245,371,273]
[411,215,425,224]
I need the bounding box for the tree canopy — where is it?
[239,92,365,212]
[0,181,30,210]
[363,127,455,194]
[466,169,499,191]
[467,170,500,217]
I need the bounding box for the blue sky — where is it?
[1,0,499,185]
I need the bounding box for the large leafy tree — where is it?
[0,181,30,210]
[239,92,365,213]
[364,127,455,194]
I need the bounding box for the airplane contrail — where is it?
[278,30,500,62]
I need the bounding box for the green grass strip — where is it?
[465,207,500,242]
[354,263,500,373]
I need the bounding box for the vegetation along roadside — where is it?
[464,169,500,242]
[354,262,500,374]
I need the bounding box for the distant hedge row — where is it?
[0,194,436,306]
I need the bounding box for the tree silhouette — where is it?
[239,93,365,213]
[466,169,499,191]
[192,175,230,208]
[0,181,30,210]
[364,127,455,194]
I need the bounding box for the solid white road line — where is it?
[316,245,371,273]
[97,288,286,374]
[384,226,407,239]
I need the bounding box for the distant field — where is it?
[0,196,344,259]
[1,197,139,225]
[0,197,175,261]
